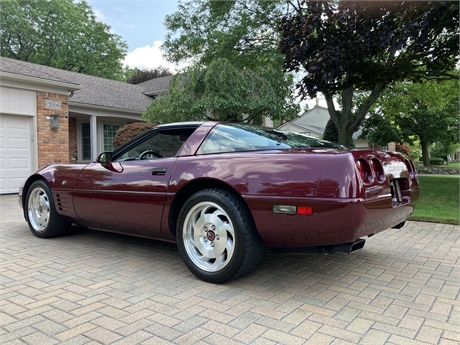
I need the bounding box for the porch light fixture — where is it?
[50,114,60,130]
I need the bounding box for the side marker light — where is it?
[272,205,296,214]
[272,205,312,215]
[297,206,313,215]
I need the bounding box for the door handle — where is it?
[152,167,167,175]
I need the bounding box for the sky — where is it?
[86,0,181,71]
[85,0,321,107]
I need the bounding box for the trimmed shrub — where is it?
[429,157,445,166]
[395,143,411,159]
[323,118,339,143]
[112,122,158,149]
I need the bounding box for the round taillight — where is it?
[404,159,415,178]
[356,159,374,184]
[371,158,385,183]
[356,160,364,179]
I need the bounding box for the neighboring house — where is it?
[0,57,172,194]
[278,105,375,149]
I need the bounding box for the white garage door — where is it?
[0,114,33,194]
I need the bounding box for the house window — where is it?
[81,123,91,160]
[103,124,121,152]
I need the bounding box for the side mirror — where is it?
[97,152,113,164]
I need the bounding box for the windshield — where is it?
[198,123,343,154]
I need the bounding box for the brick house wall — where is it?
[36,91,70,168]
[387,142,396,151]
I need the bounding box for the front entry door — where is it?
[71,126,196,239]
[72,157,177,238]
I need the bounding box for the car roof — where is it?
[155,121,207,129]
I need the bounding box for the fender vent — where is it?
[56,194,64,211]
[56,193,73,212]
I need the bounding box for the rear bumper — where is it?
[244,193,417,248]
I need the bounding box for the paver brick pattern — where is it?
[1,194,459,344]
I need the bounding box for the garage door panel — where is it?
[0,114,33,194]
[10,157,30,170]
[9,137,29,150]
[10,177,26,189]
[9,117,30,130]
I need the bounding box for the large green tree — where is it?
[280,1,459,147]
[126,67,172,85]
[163,0,286,69]
[143,58,299,124]
[0,0,128,80]
[155,0,298,123]
[361,79,459,166]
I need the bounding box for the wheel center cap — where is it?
[207,230,216,241]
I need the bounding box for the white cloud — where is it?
[92,9,105,21]
[122,41,185,73]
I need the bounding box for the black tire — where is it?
[176,188,265,283]
[25,180,72,238]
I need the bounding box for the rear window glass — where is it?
[198,123,343,154]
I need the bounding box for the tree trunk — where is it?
[337,126,353,147]
[421,140,430,166]
[324,93,355,147]
[323,83,385,148]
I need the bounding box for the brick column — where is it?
[36,91,70,168]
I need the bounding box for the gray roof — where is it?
[137,75,174,96]
[0,56,79,85]
[279,122,324,135]
[294,122,363,140]
[0,57,156,113]
[289,123,325,135]
[280,113,364,140]
[353,128,363,140]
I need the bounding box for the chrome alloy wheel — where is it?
[182,201,235,272]
[27,186,50,232]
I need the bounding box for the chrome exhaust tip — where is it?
[317,238,366,255]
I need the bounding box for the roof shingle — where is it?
[0,57,156,113]
[137,75,174,96]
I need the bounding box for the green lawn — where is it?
[409,175,459,224]
[415,161,460,168]
[446,162,460,168]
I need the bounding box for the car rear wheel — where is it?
[177,188,265,283]
[25,180,71,238]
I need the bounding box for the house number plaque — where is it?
[45,100,61,110]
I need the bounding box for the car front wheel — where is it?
[25,180,71,238]
[177,188,265,283]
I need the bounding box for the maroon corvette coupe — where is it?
[19,121,420,283]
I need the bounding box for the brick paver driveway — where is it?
[1,194,459,345]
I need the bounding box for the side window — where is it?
[198,124,288,154]
[114,129,194,162]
